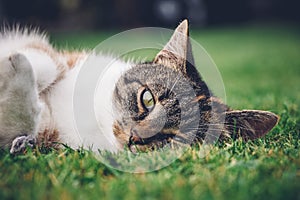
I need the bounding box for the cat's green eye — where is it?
[141,90,155,111]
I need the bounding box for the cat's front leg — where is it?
[0,53,42,153]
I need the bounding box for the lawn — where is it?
[0,24,299,200]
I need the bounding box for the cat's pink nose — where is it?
[130,129,142,143]
[130,135,142,143]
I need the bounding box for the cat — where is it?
[0,20,279,154]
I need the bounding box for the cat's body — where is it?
[0,20,279,154]
[0,28,129,153]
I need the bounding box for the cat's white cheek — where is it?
[94,57,132,151]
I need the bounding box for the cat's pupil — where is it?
[141,90,154,111]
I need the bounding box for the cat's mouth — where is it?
[127,132,175,153]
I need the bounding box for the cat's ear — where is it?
[154,19,195,75]
[224,110,279,141]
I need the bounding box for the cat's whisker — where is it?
[185,127,223,132]
[168,73,181,96]
[197,123,226,127]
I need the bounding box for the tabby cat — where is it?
[0,20,278,154]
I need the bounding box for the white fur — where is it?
[43,54,131,152]
[0,28,48,58]
[19,49,59,92]
[94,55,132,151]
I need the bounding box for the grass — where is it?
[1,24,300,200]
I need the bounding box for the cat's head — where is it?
[112,20,279,153]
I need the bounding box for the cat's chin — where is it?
[127,137,173,154]
[128,144,145,154]
[128,143,160,154]
[127,141,156,154]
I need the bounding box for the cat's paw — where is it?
[9,53,36,84]
[0,53,36,91]
[10,135,36,154]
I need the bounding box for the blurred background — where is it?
[0,0,299,31]
[0,0,299,107]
